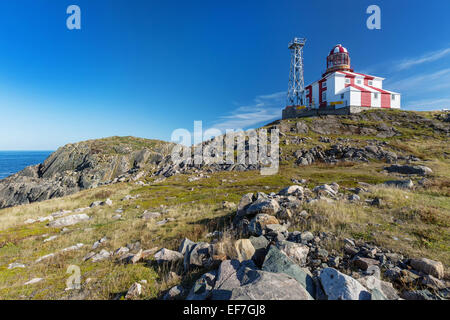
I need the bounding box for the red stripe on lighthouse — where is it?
[343,73,371,107]
[363,79,391,108]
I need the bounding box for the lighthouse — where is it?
[283,44,401,119]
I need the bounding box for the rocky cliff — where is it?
[0,136,174,209]
[1,110,448,209]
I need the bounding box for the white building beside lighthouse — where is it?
[283,44,400,119]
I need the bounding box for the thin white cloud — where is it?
[404,97,450,111]
[211,91,285,131]
[385,68,450,93]
[396,47,450,71]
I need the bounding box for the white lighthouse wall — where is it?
[311,82,320,108]
[391,94,401,109]
[371,92,381,108]
[334,74,346,93]
[372,78,383,89]
[349,89,361,107]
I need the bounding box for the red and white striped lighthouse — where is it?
[303,44,401,109]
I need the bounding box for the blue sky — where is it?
[0,0,449,150]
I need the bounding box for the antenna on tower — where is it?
[287,37,306,107]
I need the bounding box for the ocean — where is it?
[0,151,53,180]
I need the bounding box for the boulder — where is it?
[249,236,269,266]
[236,193,254,216]
[178,238,195,255]
[184,242,213,271]
[248,214,279,236]
[245,199,280,216]
[313,184,338,197]
[410,258,444,279]
[186,271,217,300]
[262,245,315,298]
[90,249,111,262]
[234,239,256,262]
[8,263,26,269]
[211,259,257,300]
[154,248,183,264]
[352,256,380,271]
[384,165,432,176]
[383,179,414,189]
[125,282,142,299]
[400,289,440,300]
[163,285,185,300]
[275,240,309,266]
[357,276,400,300]
[24,278,43,285]
[210,258,311,300]
[48,214,89,228]
[278,185,304,196]
[300,231,314,243]
[228,269,313,300]
[142,211,161,220]
[319,268,371,300]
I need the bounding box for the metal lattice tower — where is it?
[287,37,306,106]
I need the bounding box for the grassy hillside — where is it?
[0,110,448,299]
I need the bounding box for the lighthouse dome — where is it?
[329,44,348,55]
[325,44,352,75]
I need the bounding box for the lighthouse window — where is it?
[374,93,379,99]
[392,94,396,100]
[368,80,373,86]
[357,79,362,85]
[341,94,344,99]
[322,92,326,101]
[345,78,350,84]
[322,81,327,88]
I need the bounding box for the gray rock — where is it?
[125,282,142,299]
[300,231,314,243]
[8,262,26,269]
[401,289,441,300]
[383,179,414,189]
[90,249,111,262]
[178,238,195,255]
[228,269,313,300]
[163,285,185,300]
[142,211,161,220]
[184,242,213,271]
[384,165,432,176]
[236,193,254,216]
[48,214,90,228]
[410,258,445,279]
[348,194,360,202]
[154,248,184,264]
[358,275,400,300]
[262,245,315,298]
[186,271,217,300]
[211,259,257,300]
[249,235,269,266]
[234,239,256,262]
[278,185,304,196]
[275,241,309,266]
[248,214,280,236]
[319,267,371,300]
[245,198,280,216]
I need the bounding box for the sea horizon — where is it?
[0,150,54,180]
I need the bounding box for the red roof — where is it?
[329,44,348,55]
